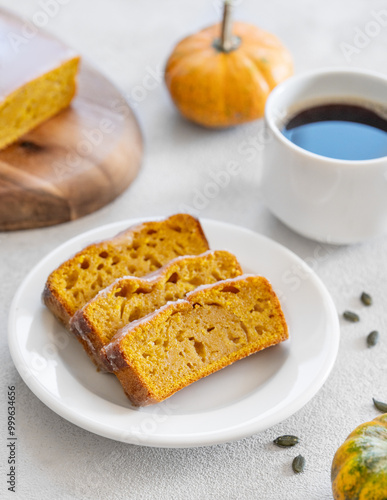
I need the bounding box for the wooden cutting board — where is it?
[0,9,143,231]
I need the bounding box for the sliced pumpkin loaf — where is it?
[71,250,242,370]
[42,214,209,328]
[102,275,288,406]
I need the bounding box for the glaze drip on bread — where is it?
[102,275,288,406]
[70,250,243,370]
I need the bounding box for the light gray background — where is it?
[1,0,387,499]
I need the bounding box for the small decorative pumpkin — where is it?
[331,413,387,500]
[164,1,293,128]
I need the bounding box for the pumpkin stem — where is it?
[214,1,240,52]
[221,1,233,51]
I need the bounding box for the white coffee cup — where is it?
[261,68,387,244]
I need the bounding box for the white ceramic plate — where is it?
[8,218,339,448]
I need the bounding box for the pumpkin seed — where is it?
[361,292,372,306]
[273,435,299,447]
[367,330,379,347]
[292,454,305,473]
[373,398,387,413]
[343,311,360,322]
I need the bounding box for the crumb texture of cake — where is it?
[70,250,243,369]
[102,275,288,406]
[42,214,209,327]
[0,16,80,150]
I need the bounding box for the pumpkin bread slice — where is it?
[71,250,242,370]
[42,214,209,328]
[102,275,288,406]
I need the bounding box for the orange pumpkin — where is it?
[164,2,293,128]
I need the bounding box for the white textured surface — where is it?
[0,0,387,499]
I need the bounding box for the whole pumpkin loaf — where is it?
[70,250,242,370]
[102,275,288,406]
[42,214,209,327]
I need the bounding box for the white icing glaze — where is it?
[70,313,101,361]
[0,14,78,100]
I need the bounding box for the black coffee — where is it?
[282,102,387,160]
